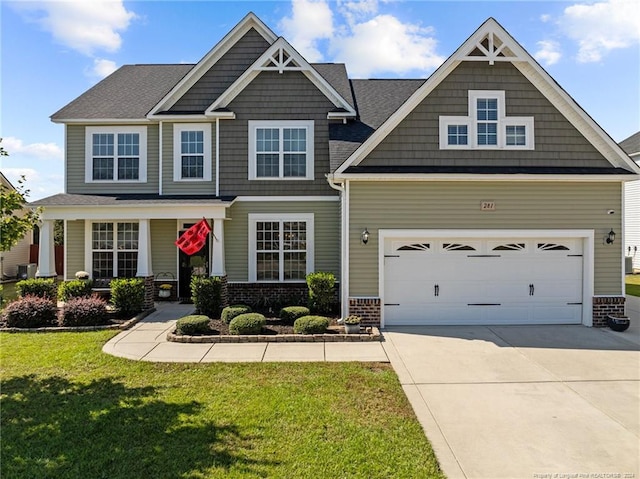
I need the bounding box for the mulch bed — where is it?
[206,318,342,336]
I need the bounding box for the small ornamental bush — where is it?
[221,305,252,324]
[279,306,310,325]
[110,278,145,317]
[175,315,211,336]
[306,272,336,315]
[2,295,58,328]
[58,279,93,302]
[16,278,58,300]
[229,313,266,335]
[190,276,222,318]
[59,296,109,327]
[293,315,330,334]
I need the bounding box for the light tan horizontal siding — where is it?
[66,124,159,194]
[226,200,340,282]
[65,220,84,279]
[348,181,622,296]
[151,219,177,277]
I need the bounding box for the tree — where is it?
[1,139,41,252]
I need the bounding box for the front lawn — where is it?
[626,274,640,297]
[0,331,444,479]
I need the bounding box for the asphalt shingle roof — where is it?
[30,193,234,207]
[620,131,640,156]
[51,64,194,120]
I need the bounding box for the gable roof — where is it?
[205,37,356,117]
[620,131,640,157]
[51,64,194,122]
[147,12,277,118]
[333,17,640,177]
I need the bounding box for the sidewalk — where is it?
[102,302,389,363]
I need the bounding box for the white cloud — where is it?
[331,15,444,77]
[87,58,118,80]
[280,0,444,77]
[540,14,552,23]
[2,137,63,161]
[280,0,334,62]
[559,0,640,62]
[534,40,562,66]
[12,0,136,56]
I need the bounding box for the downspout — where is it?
[327,174,348,318]
[158,121,163,195]
[215,118,220,197]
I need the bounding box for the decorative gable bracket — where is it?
[259,46,304,73]
[462,31,520,65]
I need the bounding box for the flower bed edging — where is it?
[167,326,381,343]
[0,307,156,333]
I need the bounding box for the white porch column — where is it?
[36,220,57,277]
[135,218,153,277]
[210,218,225,276]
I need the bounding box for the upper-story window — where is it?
[173,123,212,181]
[85,126,147,183]
[439,91,534,150]
[248,120,314,180]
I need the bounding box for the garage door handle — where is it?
[434,284,439,297]
[529,284,535,296]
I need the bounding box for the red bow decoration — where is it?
[175,218,211,255]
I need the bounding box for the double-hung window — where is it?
[85,126,147,182]
[439,91,534,150]
[91,222,139,278]
[248,121,314,180]
[173,124,212,181]
[249,214,314,282]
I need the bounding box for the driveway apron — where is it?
[382,325,640,479]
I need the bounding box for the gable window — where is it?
[173,123,212,181]
[439,91,534,150]
[91,222,138,278]
[248,121,314,180]
[85,127,147,183]
[248,214,314,282]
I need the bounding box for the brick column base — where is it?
[349,297,381,327]
[213,275,229,309]
[592,296,625,327]
[141,276,155,310]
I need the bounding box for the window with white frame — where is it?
[439,91,534,150]
[91,222,138,278]
[248,121,314,180]
[173,123,212,181]
[249,214,314,282]
[85,127,147,182]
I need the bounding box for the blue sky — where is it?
[1,0,639,200]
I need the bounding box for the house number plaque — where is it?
[480,201,496,211]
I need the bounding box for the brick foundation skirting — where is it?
[215,275,229,309]
[141,276,155,310]
[227,282,340,314]
[348,297,381,327]
[592,296,625,327]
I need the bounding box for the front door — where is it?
[178,229,210,300]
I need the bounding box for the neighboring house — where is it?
[0,172,33,279]
[620,131,640,273]
[31,14,640,326]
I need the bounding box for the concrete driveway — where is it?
[383,324,640,479]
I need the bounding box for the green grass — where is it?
[626,274,640,297]
[0,332,444,479]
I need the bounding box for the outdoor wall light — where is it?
[605,229,616,245]
[361,228,370,245]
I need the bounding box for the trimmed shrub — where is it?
[190,276,222,318]
[110,278,145,317]
[229,313,266,335]
[221,304,252,324]
[16,278,58,300]
[293,315,330,334]
[175,315,211,336]
[60,296,109,327]
[2,295,58,328]
[306,272,336,315]
[58,279,93,302]
[279,306,310,325]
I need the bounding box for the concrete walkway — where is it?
[384,325,640,479]
[102,302,389,363]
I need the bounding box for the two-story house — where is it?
[32,13,639,327]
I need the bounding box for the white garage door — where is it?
[383,237,583,325]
